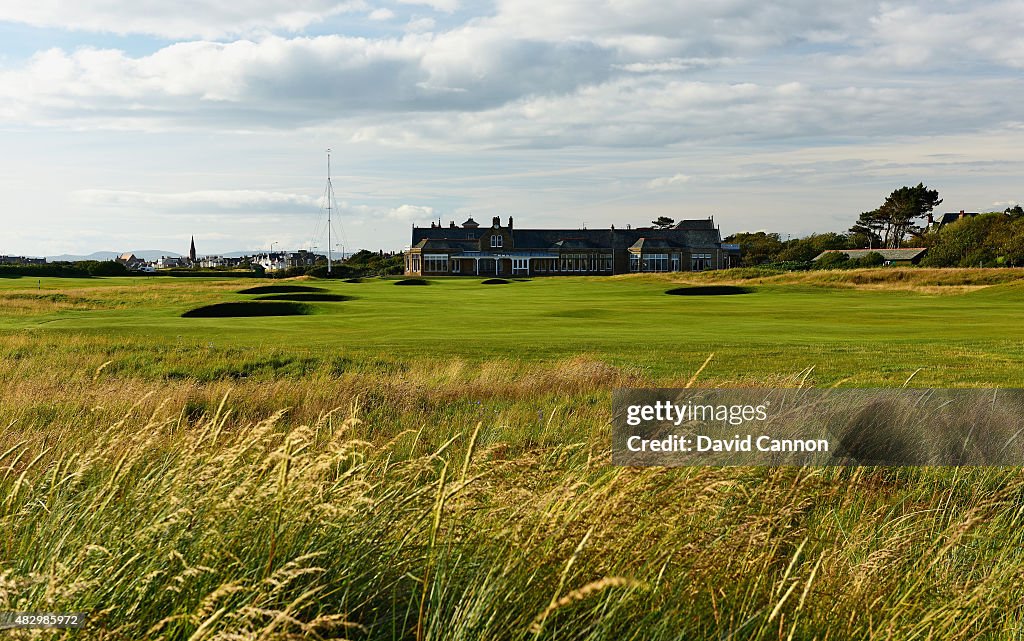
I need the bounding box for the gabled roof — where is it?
[934,212,979,227]
[411,222,724,250]
[673,219,716,230]
[628,237,687,251]
[413,238,479,252]
[550,238,605,250]
[812,248,927,261]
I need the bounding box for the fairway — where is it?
[2,271,1024,385]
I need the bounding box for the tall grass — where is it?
[2,358,1024,639]
[3,276,1024,638]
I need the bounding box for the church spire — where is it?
[189,236,196,263]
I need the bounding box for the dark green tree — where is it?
[852,251,885,267]
[724,232,785,266]
[851,183,942,248]
[814,251,850,269]
[651,216,676,229]
[777,232,852,262]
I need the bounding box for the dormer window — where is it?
[490,235,503,248]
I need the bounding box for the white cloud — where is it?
[368,7,395,20]
[73,189,318,211]
[647,173,691,188]
[616,58,733,73]
[405,17,437,32]
[0,0,368,39]
[386,204,436,221]
[397,0,459,13]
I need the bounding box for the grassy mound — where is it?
[343,278,363,283]
[666,285,753,296]
[256,293,353,302]
[481,278,511,284]
[238,285,327,295]
[394,278,428,286]
[182,301,311,318]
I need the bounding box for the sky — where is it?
[1,1,1022,257]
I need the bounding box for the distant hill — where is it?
[46,250,183,262]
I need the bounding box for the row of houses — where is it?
[0,255,47,265]
[116,238,327,273]
[405,216,741,277]
[118,251,326,272]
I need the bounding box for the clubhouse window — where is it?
[424,254,448,272]
[643,253,669,272]
[691,253,713,271]
[490,235,503,248]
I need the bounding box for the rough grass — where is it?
[2,355,1023,640]
[3,275,1024,639]
[677,266,1024,293]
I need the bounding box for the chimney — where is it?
[449,221,456,228]
[927,213,934,226]
[508,216,513,229]
[492,216,500,227]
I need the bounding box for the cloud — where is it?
[397,0,459,13]
[616,58,733,73]
[0,0,369,39]
[73,189,318,212]
[0,31,615,128]
[367,7,395,20]
[0,0,1022,153]
[647,173,691,188]
[405,17,437,33]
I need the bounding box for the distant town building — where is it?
[115,253,146,270]
[0,255,46,265]
[253,250,325,272]
[157,256,189,268]
[189,237,197,264]
[405,216,740,276]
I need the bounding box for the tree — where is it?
[853,251,885,267]
[814,252,850,269]
[851,183,942,249]
[724,232,785,266]
[651,216,675,229]
[920,213,1000,267]
[777,232,852,262]
[1005,205,1024,218]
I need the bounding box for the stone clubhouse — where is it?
[405,216,741,277]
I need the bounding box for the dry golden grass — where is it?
[3,276,1024,638]
[613,266,1024,293]
[3,379,1023,640]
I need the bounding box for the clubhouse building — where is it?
[405,216,740,277]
